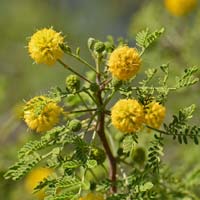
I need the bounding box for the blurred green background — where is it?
[0,0,199,199]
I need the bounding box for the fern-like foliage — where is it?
[136,28,165,55]
[146,135,164,174]
[122,134,138,155]
[175,66,199,89]
[163,105,200,144]
[4,126,77,181]
[4,152,41,180]
[146,104,200,145]
[17,126,66,159]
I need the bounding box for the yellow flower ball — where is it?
[80,193,105,200]
[165,0,197,16]
[144,101,166,129]
[23,96,63,133]
[28,28,64,65]
[25,167,53,200]
[111,99,144,133]
[108,46,141,80]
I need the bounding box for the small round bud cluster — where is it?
[28,28,64,65]
[94,42,105,53]
[144,101,166,129]
[68,119,82,132]
[87,38,114,55]
[23,96,63,133]
[108,46,141,80]
[65,75,80,93]
[90,83,99,92]
[90,147,106,164]
[165,0,197,16]
[80,193,104,200]
[111,99,144,133]
[132,147,146,165]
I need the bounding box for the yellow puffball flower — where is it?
[25,167,53,200]
[28,28,64,65]
[144,101,166,129]
[111,99,144,133]
[23,96,63,133]
[108,46,141,80]
[165,0,197,16]
[80,192,105,200]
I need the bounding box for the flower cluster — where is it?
[108,46,141,80]
[28,28,64,65]
[111,99,166,133]
[23,96,63,133]
[65,75,80,93]
[144,101,166,129]
[111,99,144,133]
[25,167,52,199]
[165,0,197,16]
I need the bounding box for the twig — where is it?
[68,52,99,74]
[58,59,92,84]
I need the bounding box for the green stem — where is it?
[139,47,145,57]
[65,109,96,114]
[128,86,177,91]
[83,89,98,105]
[95,55,101,74]
[58,59,92,84]
[103,89,116,107]
[67,52,99,74]
[77,93,93,116]
[146,125,200,137]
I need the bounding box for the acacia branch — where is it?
[96,67,117,193]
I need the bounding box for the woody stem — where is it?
[95,57,117,193]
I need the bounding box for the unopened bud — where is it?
[65,75,80,93]
[90,147,106,164]
[94,42,105,53]
[90,83,99,92]
[68,119,82,132]
[132,147,146,165]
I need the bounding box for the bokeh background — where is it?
[0,0,199,199]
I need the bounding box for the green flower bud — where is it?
[68,119,82,132]
[90,83,99,92]
[132,147,146,165]
[94,42,105,53]
[65,75,80,93]
[59,43,72,53]
[90,147,106,164]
